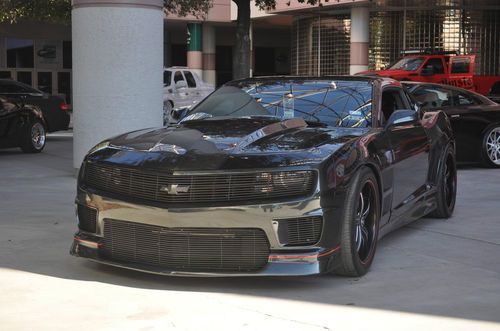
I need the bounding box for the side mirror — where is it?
[175,80,188,89]
[385,109,418,129]
[420,66,434,76]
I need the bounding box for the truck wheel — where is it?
[21,120,46,153]
[482,124,500,168]
[333,167,380,277]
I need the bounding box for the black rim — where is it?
[355,180,377,264]
[443,155,456,208]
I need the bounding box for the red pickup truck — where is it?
[359,51,500,102]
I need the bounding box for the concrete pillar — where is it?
[187,23,203,78]
[202,24,216,86]
[350,6,370,75]
[72,0,163,170]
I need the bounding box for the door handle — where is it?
[450,114,460,118]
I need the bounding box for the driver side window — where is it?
[381,89,406,123]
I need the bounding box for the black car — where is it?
[0,96,47,153]
[0,79,70,132]
[71,76,456,277]
[405,82,500,167]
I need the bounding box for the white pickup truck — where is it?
[163,67,214,124]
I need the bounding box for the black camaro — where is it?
[405,82,500,167]
[71,76,456,277]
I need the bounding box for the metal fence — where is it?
[291,1,500,75]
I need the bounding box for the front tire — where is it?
[163,101,173,126]
[481,125,500,168]
[333,167,380,277]
[20,120,46,153]
[428,145,457,218]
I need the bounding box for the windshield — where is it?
[186,79,373,128]
[389,57,425,71]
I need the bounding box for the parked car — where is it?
[163,67,214,124]
[71,76,456,277]
[0,96,46,153]
[405,81,500,167]
[0,79,70,132]
[359,50,500,102]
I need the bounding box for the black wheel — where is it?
[333,167,380,277]
[20,120,46,153]
[429,145,456,218]
[481,125,500,168]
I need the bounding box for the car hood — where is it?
[87,118,368,171]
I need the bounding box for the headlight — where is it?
[254,171,313,193]
[87,141,110,154]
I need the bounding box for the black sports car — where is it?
[0,96,47,153]
[405,82,500,167]
[0,79,70,132]
[71,76,456,277]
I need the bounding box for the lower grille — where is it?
[100,219,270,272]
[77,204,97,233]
[276,216,323,246]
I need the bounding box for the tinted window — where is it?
[188,80,373,128]
[174,71,185,83]
[453,91,475,106]
[183,71,197,88]
[163,71,172,86]
[381,89,407,122]
[412,86,453,110]
[424,58,445,74]
[451,58,471,74]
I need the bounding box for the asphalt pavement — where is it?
[1,133,499,331]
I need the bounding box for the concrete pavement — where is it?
[1,134,499,330]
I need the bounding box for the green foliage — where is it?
[0,0,71,24]
[254,0,319,10]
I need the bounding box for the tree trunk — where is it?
[233,0,251,79]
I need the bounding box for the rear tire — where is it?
[333,167,381,277]
[481,124,500,168]
[20,120,46,153]
[428,145,456,218]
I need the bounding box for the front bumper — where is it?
[71,185,342,277]
[71,232,340,277]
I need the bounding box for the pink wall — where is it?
[268,0,370,14]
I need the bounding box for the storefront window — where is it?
[16,72,32,86]
[6,38,34,68]
[38,72,52,94]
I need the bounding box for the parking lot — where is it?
[1,134,500,330]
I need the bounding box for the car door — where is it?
[447,55,475,90]
[381,87,431,219]
[419,57,447,84]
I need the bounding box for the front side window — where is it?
[186,80,373,128]
[424,58,445,74]
[183,71,197,88]
[389,57,425,72]
[412,86,453,110]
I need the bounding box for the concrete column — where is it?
[202,24,216,86]
[350,6,370,75]
[72,0,163,170]
[187,23,203,78]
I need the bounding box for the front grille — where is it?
[100,219,270,272]
[77,204,97,233]
[276,216,323,246]
[84,162,315,206]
